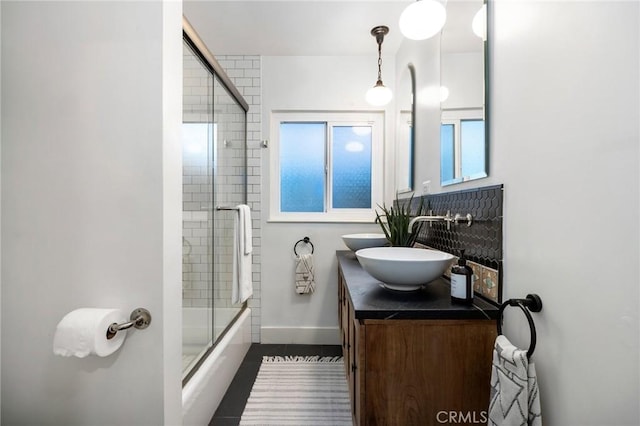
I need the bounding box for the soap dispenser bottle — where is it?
[451,249,474,304]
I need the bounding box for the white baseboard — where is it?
[261,326,340,345]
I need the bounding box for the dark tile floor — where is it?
[208,344,343,426]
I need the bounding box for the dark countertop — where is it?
[337,250,499,320]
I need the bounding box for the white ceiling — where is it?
[183,0,483,57]
[183,1,411,56]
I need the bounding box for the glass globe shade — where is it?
[399,0,447,41]
[366,83,393,106]
[440,86,450,102]
[472,4,487,40]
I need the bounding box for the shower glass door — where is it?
[182,39,248,381]
[211,77,246,343]
[182,40,214,376]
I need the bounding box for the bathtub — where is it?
[182,307,252,425]
[182,307,245,373]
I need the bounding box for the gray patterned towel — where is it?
[489,335,542,426]
[295,253,315,294]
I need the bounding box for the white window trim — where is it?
[269,110,384,223]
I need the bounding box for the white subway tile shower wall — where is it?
[212,75,246,315]
[213,55,262,343]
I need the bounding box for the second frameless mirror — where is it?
[396,64,415,194]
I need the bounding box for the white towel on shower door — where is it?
[488,335,542,426]
[232,204,253,304]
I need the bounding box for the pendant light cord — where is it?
[366,25,391,106]
[369,26,389,85]
[377,41,383,83]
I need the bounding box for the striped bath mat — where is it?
[239,356,352,425]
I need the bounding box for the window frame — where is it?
[441,108,485,183]
[269,111,384,223]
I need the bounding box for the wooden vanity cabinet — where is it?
[338,269,496,426]
[339,271,365,424]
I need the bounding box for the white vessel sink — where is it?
[342,233,388,251]
[355,247,454,291]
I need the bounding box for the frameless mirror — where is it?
[440,0,488,186]
[396,64,416,193]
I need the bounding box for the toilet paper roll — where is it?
[53,308,128,358]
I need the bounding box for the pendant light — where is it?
[399,0,447,41]
[365,26,392,107]
[472,4,487,40]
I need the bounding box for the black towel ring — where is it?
[497,294,542,360]
[293,237,314,256]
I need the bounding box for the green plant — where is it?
[375,194,425,247]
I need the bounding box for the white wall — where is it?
[0,1,3,418]
[401,1,639,424]
[441,51,484,110]
[161,1,183,422]
[260,55,395,343]
[494,2,639,424]
[1,2,182,424]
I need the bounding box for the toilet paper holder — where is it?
[106,308,152,340]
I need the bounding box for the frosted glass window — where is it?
[270,111,383,221]
[280,123,326,212]
[332,126,372,209]
[461,120,485,178]
[441,124,455,183]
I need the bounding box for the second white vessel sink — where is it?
[342,233,388,251]
[355,247,454,291]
